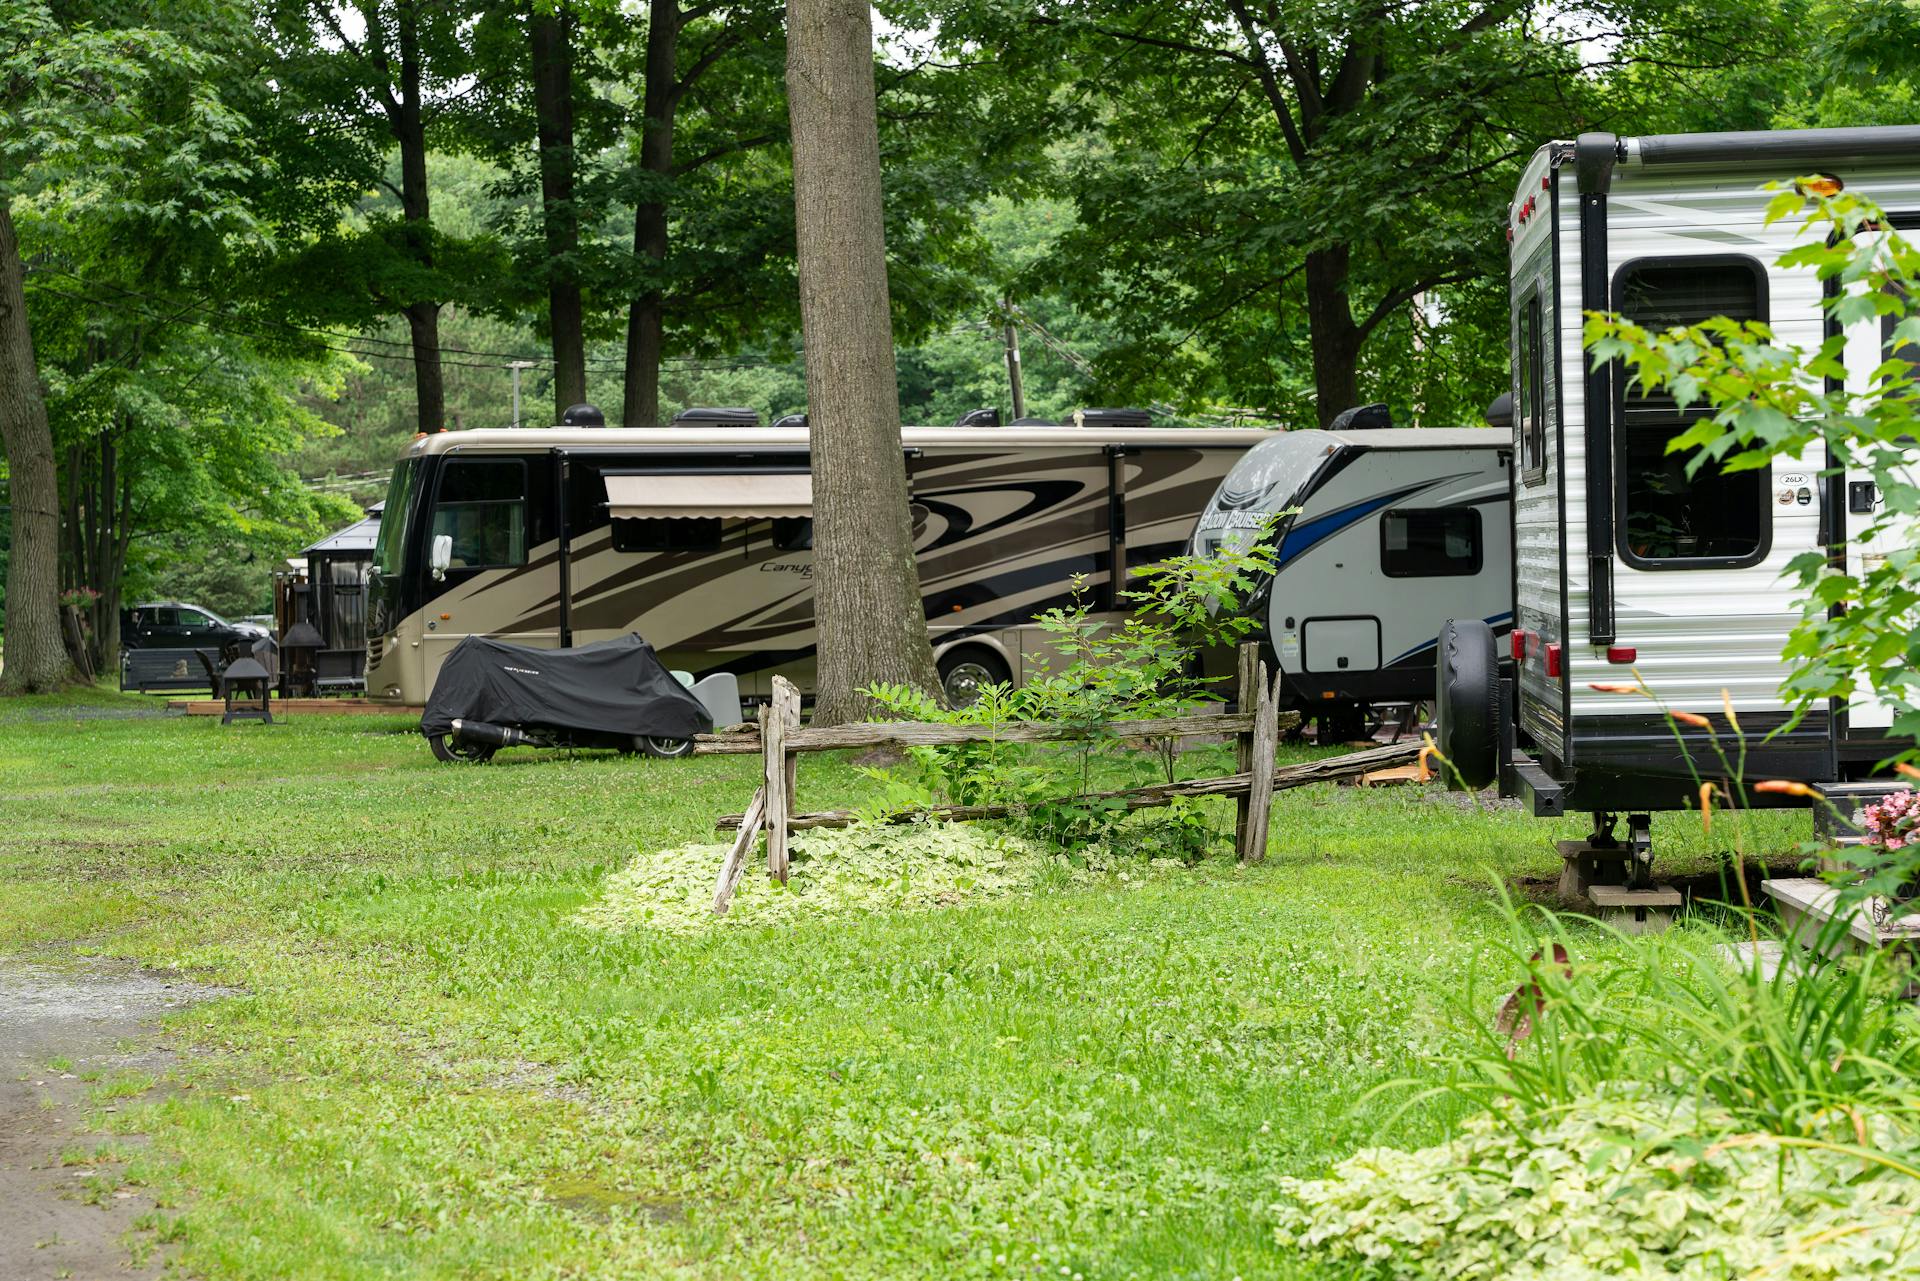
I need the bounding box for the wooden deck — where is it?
[167,697,422,717]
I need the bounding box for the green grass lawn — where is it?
[0,690,1811,1279]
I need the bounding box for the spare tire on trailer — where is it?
[1435,618,1499,791]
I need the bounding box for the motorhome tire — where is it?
[1435,618,1499,790]
[938,647,1009,709]
[636,735,696,759]
[427,732,496,764]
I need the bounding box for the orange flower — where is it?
[1416,743,1436,783]
[1754,779,1820,798]
[1589,682,1646,695]
[1897,761,1920,781]
[1698,782,1715,834]
[1672,711,1712,730]
[1721,689,1741,736]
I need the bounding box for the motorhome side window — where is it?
[432,459,528,569]
[1614,259,1767,566]
[1519,293,1545,478]
[611,518,723,553]
[1380,508,1481,577]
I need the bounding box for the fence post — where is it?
[1239,664,1282,864]
[765,676,800,883]
[1233,641,1261,855]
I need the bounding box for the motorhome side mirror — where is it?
[431,534,453,581]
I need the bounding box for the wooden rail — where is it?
[706,643,1366,915]
[692,711,1254,754]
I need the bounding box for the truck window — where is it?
[432,459,528,569]
[1381,508,1481,577]
[1613,257,1768,566]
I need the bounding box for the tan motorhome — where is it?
[365,419,1271,706]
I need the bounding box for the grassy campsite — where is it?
[10,0,1920,1278]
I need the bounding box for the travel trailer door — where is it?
[1836,223,1920,732]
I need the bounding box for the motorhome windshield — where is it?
[373,460,417,578]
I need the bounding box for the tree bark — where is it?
[785,0,939,723]
[531,4,586,420]
[393,4,444,433]
[0,205,73,692]
[622,0,679,429]
[1303,245,1362,425]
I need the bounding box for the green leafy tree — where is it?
[912,0,1793,427]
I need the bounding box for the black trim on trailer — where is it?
[1632,126,1920,166]
[554,450,573,647]
[1550,158,1570,752]
[1106,445,1132,612]
[1607,253,1774,572]
[1575,132,1618,646]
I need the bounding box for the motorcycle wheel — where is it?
[634,735,696,759]
[427,732,497,764]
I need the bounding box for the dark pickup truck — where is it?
[119,602,268,692]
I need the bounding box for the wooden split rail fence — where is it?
[699,643,1421,915]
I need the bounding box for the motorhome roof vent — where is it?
[770,412,808,429]
[1327,403,1391,431]
[955,407,1000,427]
[1483,391,1514,431]
[561,402,606,427]
[671,406,761,428]
[1068,407,1152,428]
[1009,416,1057,426]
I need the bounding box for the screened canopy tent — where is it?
[601,471,813,520]
[274,502,382,692]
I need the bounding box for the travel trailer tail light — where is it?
[1545,643,1562,679]
[1510,629,1528,661]
[1606,646,1637,664]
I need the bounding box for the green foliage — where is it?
[1275,1090,1920,1280]
[866,535,1275,848]
[1584,188,1920,748]
[1414,895,1920,1138]
[578,818,1192,935]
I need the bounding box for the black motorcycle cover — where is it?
[420,633,714,740]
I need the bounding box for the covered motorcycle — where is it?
[421,633,713,762]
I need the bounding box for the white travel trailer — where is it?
[1192,422,1512,741]
[1435,125,1920,882]
[364,417,1271,706]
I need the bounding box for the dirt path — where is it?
[0,959,223,1280]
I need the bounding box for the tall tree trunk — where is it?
[0,206,73,692]
[531,4,586,419]
[786,0,939,724]
[623,0,678,429]
[1303,245,1362,426]
[394,7,444,433]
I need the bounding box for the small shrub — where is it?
[1275,1089,1920,1280]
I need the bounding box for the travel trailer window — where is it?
[611,517,723,554]
[1613,258,1768,567]
[431,458,528,569]
[1519,293,1546,479]
[1380,507,1481,577]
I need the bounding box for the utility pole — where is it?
[508,360,538,428]
[1001,298,1026,420]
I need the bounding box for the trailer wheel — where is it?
[635,735,696,759]
[938,647,1009,709]
[1435,618,1499,790]
[427,732,496,764]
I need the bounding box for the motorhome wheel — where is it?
[1434,618,1499,790]
[426,732,497,764]
[938,648,1010,709]
[635,735,696,759]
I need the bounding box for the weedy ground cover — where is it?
[0,689,1808,1280]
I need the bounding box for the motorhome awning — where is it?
[602,471,813,520]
